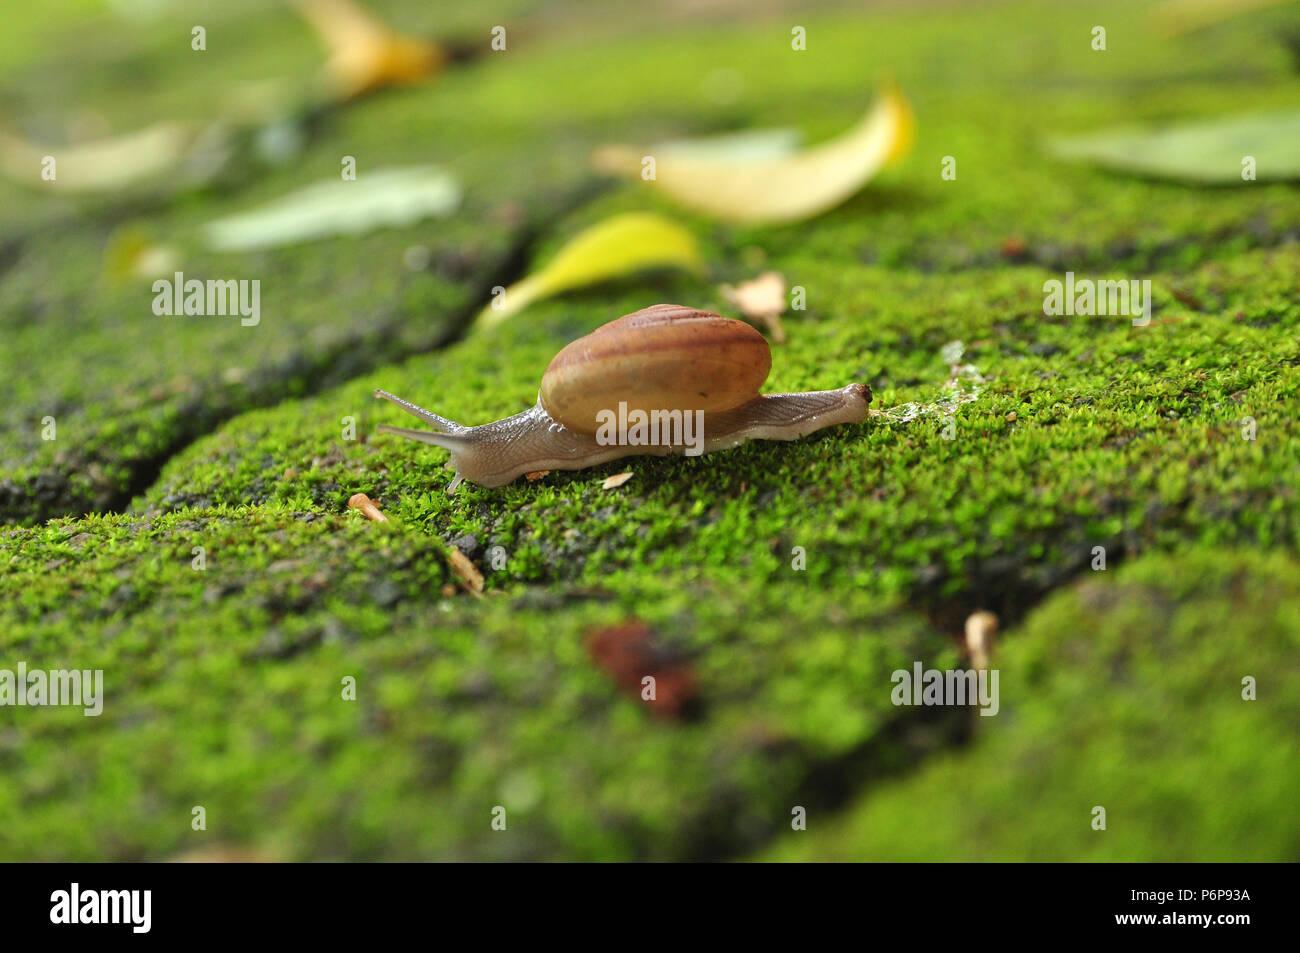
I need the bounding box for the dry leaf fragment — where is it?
[446,545,485,597]
[601,472,633,489]
[291,0,445,101]
[586,621,697,719]
[965,611,998,670]
[720,271,788,342]
[721,271,786,318]
[347,492,389,522]
[525,470,551,481]
[474,212,702,329]
[591,82,913,224]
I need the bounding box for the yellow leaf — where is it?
[591,82,914,225]
[0,122,209,194]
[475,212,703,330]
[102,225,181,284]
[290,0,445,101]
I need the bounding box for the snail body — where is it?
[375,304,871,492]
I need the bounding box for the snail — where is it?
[375,303,872,492]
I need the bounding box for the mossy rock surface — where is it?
[138,245,1300,619]
[1,508,965,860]
[761,548,1300,861]
[1,0,1298,860]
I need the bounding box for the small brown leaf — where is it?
[720,271,788,341]
[525,469,551,481]
[721,270,786,318]
[586,621,697,719]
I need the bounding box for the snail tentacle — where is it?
[373,388,467,434]
[374,424,472,453]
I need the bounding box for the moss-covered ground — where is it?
[1,0,1297,860]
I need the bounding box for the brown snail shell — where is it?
[540,304,771,435]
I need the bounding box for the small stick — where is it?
[446,546,485,598]
[348,492,389,523]
[965,611,998,670]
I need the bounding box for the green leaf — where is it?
[202,166,461,252]
[1049,109,1300,184]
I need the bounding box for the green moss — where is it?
[2,0,1299,860]
[760,548,1300,861]
[0,508,958,860]
[5,0,1299,523]
[138,245,1300,613]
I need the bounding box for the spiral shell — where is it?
[539,304,771,435]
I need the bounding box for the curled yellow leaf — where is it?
[291,0,444,101]
[591,82,914,225]
[475,212,703,330]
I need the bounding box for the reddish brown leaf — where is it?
[586,621,697,719]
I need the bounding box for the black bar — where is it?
[0,862,1284,939]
